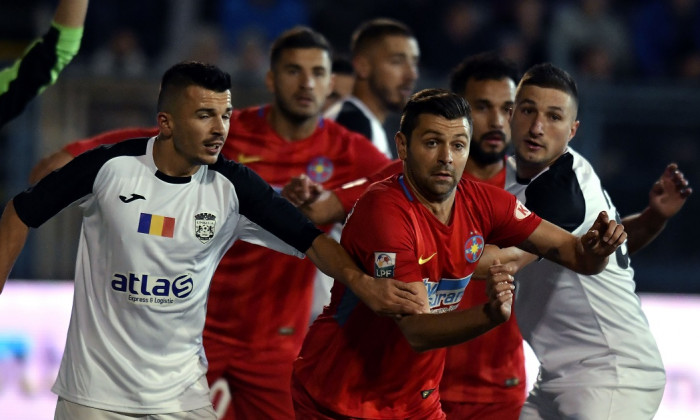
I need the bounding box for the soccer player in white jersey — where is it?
[0,61,426,419]
[498,63,692,419]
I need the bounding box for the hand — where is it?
[580,211,627,257]
[648,163,692,220]
[352,276,429,317]
[281,174,324,207]
[484,259,515,323]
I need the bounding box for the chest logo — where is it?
[307,156,334,183]
[120,193,145,203]
[418,252,437,265]
[194,212,216,244]
[237,153,262,164]
[464,235,484,263]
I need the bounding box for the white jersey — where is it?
[505,148,665,391]
[13,137,321,413]
[324,95,394,159]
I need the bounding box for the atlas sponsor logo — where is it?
[112,272,193,305]
[423,275,471,311]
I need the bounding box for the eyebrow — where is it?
[420,129,468,139]
[518,98,564,112]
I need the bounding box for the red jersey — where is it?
[440,165,527,405]
[63,106,390,357]
[293,175,541,418]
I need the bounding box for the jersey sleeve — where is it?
[341,184,423,284]
[524,153,585,233]
[473,182,543,247]
[219,159,323,254]
[14,141,142,228]
[234,215,306,258]
[0,23,83,127]
[333,159,402,214]
[63,127,159,156]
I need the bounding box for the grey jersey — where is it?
[13,137,321,413]
[505,148,665,391]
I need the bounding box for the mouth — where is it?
[203,140,224,155]
[431,170,454,182]
[523,139,544,151]
[481,131,506,147]
[294,94,315,107]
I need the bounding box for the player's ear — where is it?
[157,112,173,138]
[353,55,370,80]
[396,131,408,160]
[265,70,275,94]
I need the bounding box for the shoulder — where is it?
[526,151,586,232]
[330,100,373,139]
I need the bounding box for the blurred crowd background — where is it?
[0,0,698,292]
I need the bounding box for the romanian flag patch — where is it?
[138,213,175,238]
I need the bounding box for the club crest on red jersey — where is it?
[194,212,216,244]
[464,235,484,263]
[374,252,396,278]
[514,199,532,220]
[307,156,334,183]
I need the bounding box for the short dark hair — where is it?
[332,56,354,75]
[350,18,413,56]
[157,61,231,111]
[399,88,472,139]
[449,52,520,95]
[269,26,332,68]
[517,63,579,108]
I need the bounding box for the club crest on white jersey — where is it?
[194,212,216,243]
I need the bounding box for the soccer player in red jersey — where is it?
[28,28,427,420]
[291,88,626,419]
[438,53,527,420]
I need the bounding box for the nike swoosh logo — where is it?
[418,252,437,265]
[237,153,262,164]
[119,193,146,203]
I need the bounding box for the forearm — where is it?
[396,305,501,352]
[305,234,370,291]
[299,190,346,225]
[0,201,30,294]
[53,0,89,28]
[621,207,667,255]
[518,220,608,275]
[474,245,537,279]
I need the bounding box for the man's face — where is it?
[167,85,232,167]
[268,48,332,122]
[363,35,419,112]
[510,85,579,177]
[397,113,470,202]
[462,77,515,165]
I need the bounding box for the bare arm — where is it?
[517,211,626,275]
[53,0,90,28]
[395,261,514,352]
[29,149,74,184]
[0,201,30,294]
[281,174,346,225]
[622,163,692,254]
[305,234,428,316]
[473,245,538,279]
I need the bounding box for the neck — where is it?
[465,158,504,181]
[267,106,319,141]
[404,173,455,225]
[153,135,199,177]
[353,82,387,123]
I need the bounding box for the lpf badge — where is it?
[194,212,216,244]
